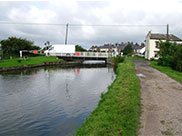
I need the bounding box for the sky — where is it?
[0,0,182,49]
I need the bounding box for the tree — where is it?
[156,41,177,66]
[43,41,51,51]
[0,44,2,59]
[75,45,87,52]
[123,44,133,55]
[0,37,40,58]
[156,41,182,71]
[171,46,182,71]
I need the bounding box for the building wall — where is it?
[100,48,109,52]
[148,39,160,59]
[145,37,182,60]
[145,34,150,59]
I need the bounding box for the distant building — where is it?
[136,46,145,57]
[98,46,113,52]
[90,42,144,57]
[132,43,141,53]
[89,46,99,52]
[117,45,125,53]
[145,31,182,60]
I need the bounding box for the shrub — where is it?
[123,44,134,55]
[17,59,22,63]
[171,46,182,71]
[156,41,182,71]
[112,56,125,73]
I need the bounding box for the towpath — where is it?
[133,59,182,136]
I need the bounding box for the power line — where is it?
[0,21,166,27]
[70,24,166,27]
[0,22,66,26]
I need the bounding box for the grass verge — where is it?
[0,56,62,67]
[150,61,182,83]
[126,55,146,60]
[75,60,140,136]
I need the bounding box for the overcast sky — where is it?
[0,0,182,48]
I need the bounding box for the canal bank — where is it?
[75,60,141,136]
[0,56,112,72]
[0,60,83,72]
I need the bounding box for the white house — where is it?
[137,46,145,57]
[145,31,182,60]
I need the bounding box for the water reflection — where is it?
[0,66,115,136]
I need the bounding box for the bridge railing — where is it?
[50,52,112,58]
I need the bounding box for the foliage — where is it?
[156,41,182,71]
[75,60,140,136]
[171,46,182,71]
[123,43,134,55]
[0,37,40,58]
[76,45,87,52]
[0,56,62,67]
[43,41,51,51]
[150,61,182,83]
[112,55,125,73]
[0,44,2,58]
[127,56,146,61]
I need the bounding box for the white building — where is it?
[145,31,182,60]
[137,46,145,57]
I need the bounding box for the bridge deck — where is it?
[49,52,112,58]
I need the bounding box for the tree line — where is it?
[0,37,40,58]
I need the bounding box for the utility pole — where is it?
[167,24,169,41]
[65,23,69,44]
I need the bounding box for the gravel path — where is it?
[133,60,182,136]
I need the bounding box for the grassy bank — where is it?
[150,61,182,83]
[127,55,146,60]
[0,56,63,67]
[75,60,140,136]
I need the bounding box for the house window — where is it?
[154,51,158,58]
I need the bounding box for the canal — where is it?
[0,64,115,136]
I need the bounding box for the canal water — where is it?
[0,64,115,136]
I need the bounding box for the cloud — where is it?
[0,0,182,48]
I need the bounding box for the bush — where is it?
[123,44,134,55]
[17,59,22,63]
[156,41,182,71]
[0,37,40,58]
[171,46,182,71]
[112,56,125,73]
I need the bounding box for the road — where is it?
[133,60,182,136]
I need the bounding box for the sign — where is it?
[33,50,38,54]
[76,68,80,74]
[76,52,80,56]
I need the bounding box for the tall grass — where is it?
[75,60,140,136]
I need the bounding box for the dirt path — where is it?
[133,60,182,136]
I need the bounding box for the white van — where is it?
[45,44,76,56]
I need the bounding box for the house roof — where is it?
[150,33,182,41]
[99,45,126,50]
[135,46,144,49]
[99,46,114,49]
[117,45,125,49]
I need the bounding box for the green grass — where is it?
[75,60,140,136]
[150,61,182,83]
[126,55,146,60]
[0,56,63,67]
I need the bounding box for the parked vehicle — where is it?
[45,44,76,56]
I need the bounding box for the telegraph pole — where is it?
[167,24,169,41]
[65,23,69,44]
